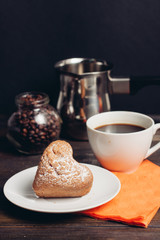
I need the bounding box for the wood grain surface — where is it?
[0,116,160,240]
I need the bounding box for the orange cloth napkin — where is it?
[81,160,160,228]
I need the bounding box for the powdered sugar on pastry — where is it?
[36,155,90,187]
[32,140,93,197]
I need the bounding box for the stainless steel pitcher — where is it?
[55,58,160,140]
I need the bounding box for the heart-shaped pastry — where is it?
[32,140,93,197]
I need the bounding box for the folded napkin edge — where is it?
[81,204,159,228]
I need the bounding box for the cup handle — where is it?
[145,123,160,158]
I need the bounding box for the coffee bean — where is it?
[31,124,36,129]
[39,132,46,136]
[51,132,56,137]
[39,125,44,130]
[40,136,46,139]
[30,119,35,124]
[22,113,27,118]
[30,130,35,135]
[35,128,39,133]
[33,134,38,138]
[22,128,27,133]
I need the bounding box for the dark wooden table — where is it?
[1,115,160,240]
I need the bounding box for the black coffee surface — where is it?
[95,123,145,133]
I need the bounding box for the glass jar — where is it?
[7,91,61,154]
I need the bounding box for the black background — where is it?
[1,0,160,115]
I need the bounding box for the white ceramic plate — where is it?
[3,164,121,213]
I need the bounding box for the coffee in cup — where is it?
[86,111,160,173]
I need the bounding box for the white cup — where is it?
[86,111,160,173]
